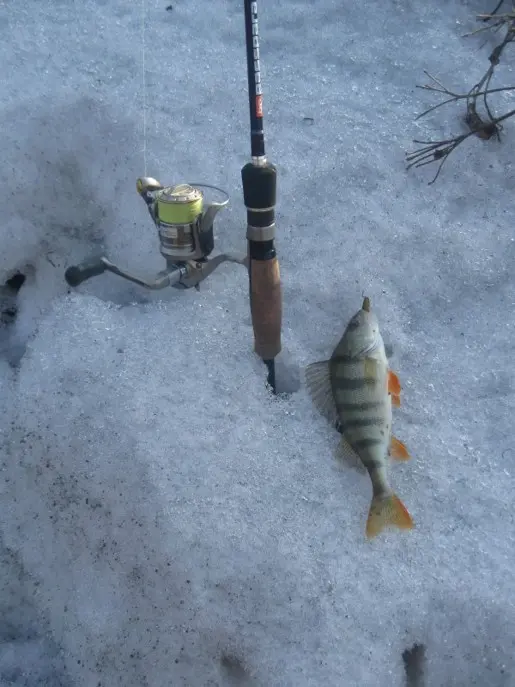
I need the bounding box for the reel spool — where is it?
[137,179,229,263]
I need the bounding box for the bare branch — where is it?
[408,3,515,183]
[478,11,514,23]
[406,134,470,185]
[414,84,515,120]
[406,106,515,184]
[481,1,507,21]
[407,106,515,184]
[462,20,506,38]
[487,106,515,124]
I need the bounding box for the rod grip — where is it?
[65,258,106,287]
[249,256,282,360]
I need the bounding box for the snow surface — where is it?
[1,0,515,685]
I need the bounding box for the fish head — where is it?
[336,298,383,359]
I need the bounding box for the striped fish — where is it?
[305,296,414,539]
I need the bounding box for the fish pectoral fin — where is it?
[391,393,401,408]
[334,435,367,474]
[304,360,339,428]
[366,493,414,539]
[390,436,411,461]
[388,370,402,396]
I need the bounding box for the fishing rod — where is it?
[63,1,282,393]
[241,0,282,393]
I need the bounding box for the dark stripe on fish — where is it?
[352,437,383,450]
[330,354,355,363]
[334,377,374,391]
[337,401,384,412]
[365,459,384,471]
[349,437,385,469]
[340,417,384,430]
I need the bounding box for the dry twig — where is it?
[407,2,515,183]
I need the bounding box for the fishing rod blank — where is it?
[241,0,282,393]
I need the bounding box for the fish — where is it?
[305,296,414,539]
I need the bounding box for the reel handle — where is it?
[65,258,106,287]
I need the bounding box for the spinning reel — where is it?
[65,178,247,291]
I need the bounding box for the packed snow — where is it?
[1,0,515,685]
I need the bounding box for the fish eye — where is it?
[347,317,360,330]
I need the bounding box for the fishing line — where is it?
[141,0,148,176]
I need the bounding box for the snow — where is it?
[1,0,515,684]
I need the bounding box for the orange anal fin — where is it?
[388,370,401,396]
[390,436,411,461]
[391,393,401,408]
[366,493,414,539]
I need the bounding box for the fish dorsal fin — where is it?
[304,360,340,429]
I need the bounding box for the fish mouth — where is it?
[362,296,371,312]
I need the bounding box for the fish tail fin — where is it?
[366,493,414,539]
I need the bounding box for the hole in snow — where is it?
[271,354,301,396]
[1,268,32,365]
[402,642,426,686]
[1,271,27,327]
[5,272,26,293]
[220,652,250,683]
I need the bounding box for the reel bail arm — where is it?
[64,178,247,291]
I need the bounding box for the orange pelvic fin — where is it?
[390,436,411,461]
[388,370,401,396]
